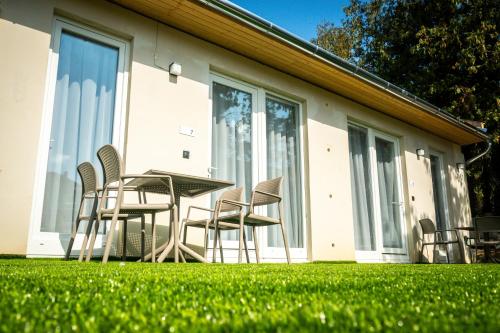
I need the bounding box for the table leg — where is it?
[143,185,209,264]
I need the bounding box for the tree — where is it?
[313,0,500,215]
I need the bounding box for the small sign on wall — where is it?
[179,126,195,137]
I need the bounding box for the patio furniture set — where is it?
[419,217,500,263]
[64,144,291,264]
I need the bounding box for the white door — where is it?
[348,124,407,262]
[209,74,307,262]
[28,18,128,256]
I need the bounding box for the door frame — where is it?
[27,17,129,257]
[348,122,409,262]
[207,72,308,262]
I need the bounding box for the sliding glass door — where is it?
[30,18,128,256]
[210,74,305,260]
[348,124,407,260]
[430,152,449,234]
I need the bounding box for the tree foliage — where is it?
[313,0,500,215]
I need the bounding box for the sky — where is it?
[229,0,349,41]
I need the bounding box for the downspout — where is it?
[466,139,492,166]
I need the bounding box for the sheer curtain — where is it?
[266,96,303,248]
[41,31,118,233]
[211,82,253,240]
[348,125,376,251]
[375,138,402,248]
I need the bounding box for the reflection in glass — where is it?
[211,82,253,240]
[266,95,303,248]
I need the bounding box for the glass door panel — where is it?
[41,31,119,234]
[374,137,405,253]
[265,95,303,248]
[211,80,255,241]
[430,153,448,233]
[348,123,407,260]
[348,125,376,251]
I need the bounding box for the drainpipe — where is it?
[465,139,492,166]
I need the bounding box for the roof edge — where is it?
[196,0,489,143]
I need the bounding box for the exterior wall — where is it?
[0,0,471,261]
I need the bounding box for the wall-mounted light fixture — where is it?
[169,62,182,76]
[456,162,466,170]
[416,148,425,160]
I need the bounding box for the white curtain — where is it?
[375,138,402,248]
[41,31,118,233]
[211,82,253,240]
[266,96,303,248]
[348,125,376,251]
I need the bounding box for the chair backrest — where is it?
[419,218,436,235]
[474,216,500,233]
[218,187,244,212]
[77,162,98,196]
[97,144,123,187]
[251,177,283,207]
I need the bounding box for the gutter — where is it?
[196,0,489,142]
[466,139,492,166]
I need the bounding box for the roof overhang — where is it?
[110,0,488,145]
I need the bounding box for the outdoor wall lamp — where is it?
[169,62,182,76]
[416,148,425,160]
[456,162,466,170]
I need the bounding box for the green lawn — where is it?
[0,260,499,332]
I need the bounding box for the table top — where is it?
[125,169,234,198]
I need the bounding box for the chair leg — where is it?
[122,219,127,262]
[445,245,450,264]
[151,214,156,263]
[203,223,209,261]
[238,214,245,264]
[212,221,219,263]
[65,199,85,260]
[252,226,260,264]
[278,203,291,264]
[65,218,81,261]
[86,218,102,262]
[173,206,179,263]
[79,218,94,262]
[243,228,250,263]
[420,243,425,263]
[183,223,188,245]
[140,216,145,262]
[217,229,224,263]
[432,242,437,264]
[102,218,118,264]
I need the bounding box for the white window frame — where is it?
[27,17,129,257]
[208,73,308,262]
[348,121,409,263]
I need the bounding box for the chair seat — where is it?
[244,213,280,226]
[183,218,212,227]
[217,213,280,226]
[422,240,459,246]
[101,203,172,215]
[184,218,240,230]
[101,213,142,219]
